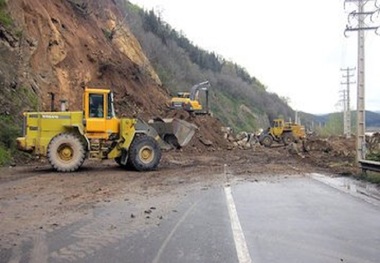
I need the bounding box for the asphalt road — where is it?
[2,174,380,263]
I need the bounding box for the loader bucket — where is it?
[148,118,198,149]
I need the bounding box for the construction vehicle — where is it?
[16,87,197,172]
[170,81,210,114]
[259,119,306,147]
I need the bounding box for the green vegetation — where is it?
[0,86,38,165]
[315,112,344,137]
[0,116,20,165]
[0,0,12,27]
[367,152,380,162]
[354,172,380,185]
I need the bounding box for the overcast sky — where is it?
[129,0,380,114]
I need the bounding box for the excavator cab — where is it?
[176,92,190,99]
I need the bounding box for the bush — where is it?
[367,152,380,162]
[0,116,20,149]
[0,0,12,27]
[0,146,11,165]
[0,115,22,166]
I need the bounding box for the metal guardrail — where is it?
[359,160,380,173]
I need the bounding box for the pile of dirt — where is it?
[303,136,358,174]
[164,109,231,152]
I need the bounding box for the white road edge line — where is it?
[224,186,253,263]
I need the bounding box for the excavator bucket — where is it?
[147,118,198,149]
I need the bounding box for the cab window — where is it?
[89,94,104,118]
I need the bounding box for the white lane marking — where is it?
[224,186,252,263]
[30,232,48,263]
[152,200,199,263]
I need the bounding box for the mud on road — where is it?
[0,146,350,251]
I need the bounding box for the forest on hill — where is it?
[116,1,295,132]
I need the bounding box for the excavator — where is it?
[170,81,210,114]
[16,87,197,172]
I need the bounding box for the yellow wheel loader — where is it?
[259,119,306,147]
[16,87,197,172]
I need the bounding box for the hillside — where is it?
[0,0,172,117]
[117,1,295,131]
[0,0,174,164]
[0,0,296,164]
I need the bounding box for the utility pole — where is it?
[344,0,380,162]
[340,67,355,138]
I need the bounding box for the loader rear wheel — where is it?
[47,133,86,172]
[261,135,273,147]
[128,135,161,171]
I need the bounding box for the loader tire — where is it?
[282,133,295,145]
[115,150,134,169]
[115,158,135,170]
[128,135,161,171]
[261,135,273,147]
[47,133,86,172]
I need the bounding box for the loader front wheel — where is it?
[261,135,273,147]
[128,135,161,171]
[282,133,295,145]
[47,133,86,172]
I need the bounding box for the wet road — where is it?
[2,174,380,263]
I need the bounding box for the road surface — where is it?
[1,172,380,263]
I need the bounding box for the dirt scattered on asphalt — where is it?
[2,112,378,250]
[0,135,362,249]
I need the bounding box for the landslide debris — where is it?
[164,110,230,152]
[163,108,369,177]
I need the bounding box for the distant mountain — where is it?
[366,111,380,127]
[300,111,380,130]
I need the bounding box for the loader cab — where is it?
[272,119,285,136]
[84,87,119,138]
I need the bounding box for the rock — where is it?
[236,132,248,141]
[287,142,299,154]
[227,134,235,142]
[243,143,251,150]
[199,137,213,146]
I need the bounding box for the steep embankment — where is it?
[0,0,232,164]
[1,0,169,118]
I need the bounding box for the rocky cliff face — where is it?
[0,0,167,118]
